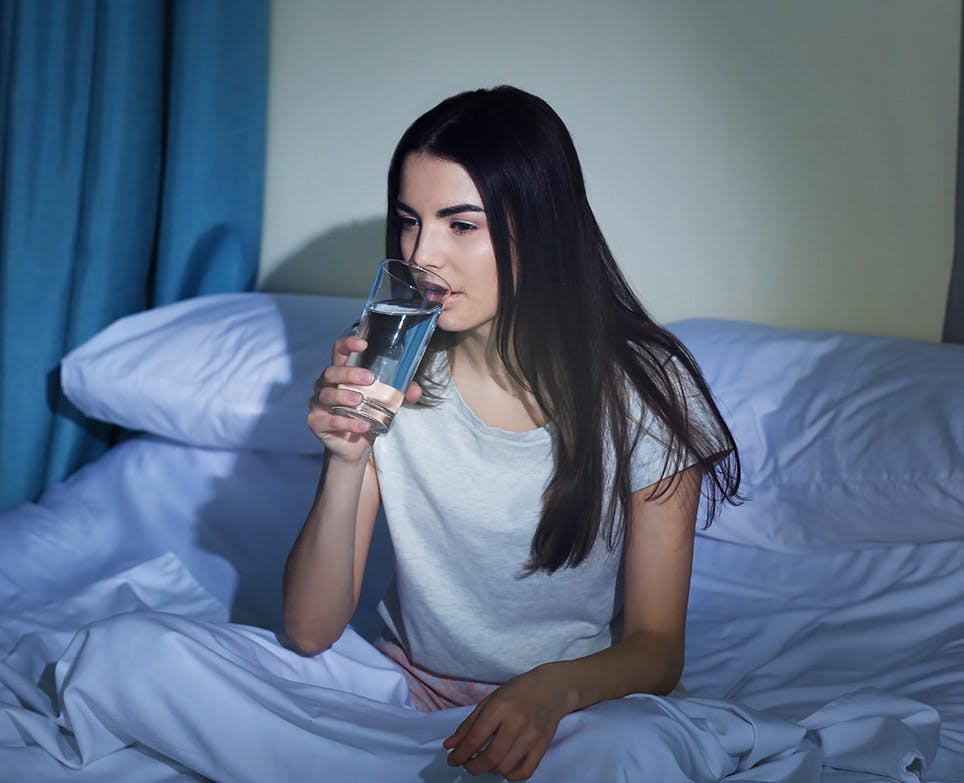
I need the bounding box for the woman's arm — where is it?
[282,453,381,655]
[282,333,389,655]
[444,466,701,780]
[544,464,700,702]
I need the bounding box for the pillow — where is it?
[62,292,365,454]
[671,318,964,551]
[64,295,964,550]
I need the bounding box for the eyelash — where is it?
[396,216,477,235]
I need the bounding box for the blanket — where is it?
[0,554,939,783]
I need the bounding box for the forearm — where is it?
[544,470,700,710]
[539,631,684,714]
[283,452,371,654]
[443,631,685,779]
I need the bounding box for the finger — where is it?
[443,710,477,754]
[316,385,365,410]
[447,714,500,768]
[321,365,374,389]
[506,740,551,782]
[320,365,374,388]
[328,409,373,430]
[463,723,517,776]
[307,391,372,430]
[497,731,541,781]
[312,383,357,406]
[443,691,495,751]
[404,381,423,405]
[331,335,367,365]
[308,408,373,436]
[329,415,373,435]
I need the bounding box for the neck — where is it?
[447,328,547,430]
[450,327,502,376]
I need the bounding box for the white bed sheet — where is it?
[0,436,961,781]
[0,564,944,783]
[0,436,395,640]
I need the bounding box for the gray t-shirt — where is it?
[372,357,718,683]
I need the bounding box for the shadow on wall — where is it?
[260,216,386,297]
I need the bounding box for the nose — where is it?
[410,223,445,273]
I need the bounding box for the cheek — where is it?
[399,232,415,261]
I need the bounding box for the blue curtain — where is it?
[0,0,268,512]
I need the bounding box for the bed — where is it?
[1,292,962,782]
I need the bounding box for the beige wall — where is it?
[259,0,960,341]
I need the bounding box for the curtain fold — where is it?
[0,0,267,512]
[153,0,268,304]
[945,10,964,344]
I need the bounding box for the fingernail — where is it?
[359,370,374,383]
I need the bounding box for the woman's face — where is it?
[396,153,500,339]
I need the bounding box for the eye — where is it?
[397,214,419,232]
[451,221,477,235]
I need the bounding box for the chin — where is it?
[437,312,465,332]
[436,303,496,337]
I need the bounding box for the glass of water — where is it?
[331,259,450,434]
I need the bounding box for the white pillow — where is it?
[64,295,964,549]
[62,293,365,453]
[672,318,964,551]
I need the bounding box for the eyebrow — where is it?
[396,200,485,219]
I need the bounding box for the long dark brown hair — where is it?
[385,86,741,573]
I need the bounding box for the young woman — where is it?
[285,85,740,781]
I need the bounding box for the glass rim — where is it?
[379,258,451,298]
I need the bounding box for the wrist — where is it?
[324,445,373,470]
[534,661,582,715]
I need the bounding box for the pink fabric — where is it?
[373,637,498,712]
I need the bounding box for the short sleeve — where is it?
[627,356,730,492]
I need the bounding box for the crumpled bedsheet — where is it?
[0,554,940,783]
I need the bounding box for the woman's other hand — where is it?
[443,664,575,781]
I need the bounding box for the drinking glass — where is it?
[331,259,450,434]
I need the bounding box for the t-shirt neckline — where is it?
[437,352,555,443]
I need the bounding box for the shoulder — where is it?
[615,335,714,417]
[616,340,730,461]
[614,346,681,424]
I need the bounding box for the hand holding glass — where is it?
[331,259,450,434]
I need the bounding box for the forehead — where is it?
[398,153,482,206]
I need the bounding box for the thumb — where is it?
[404,381,423,405]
